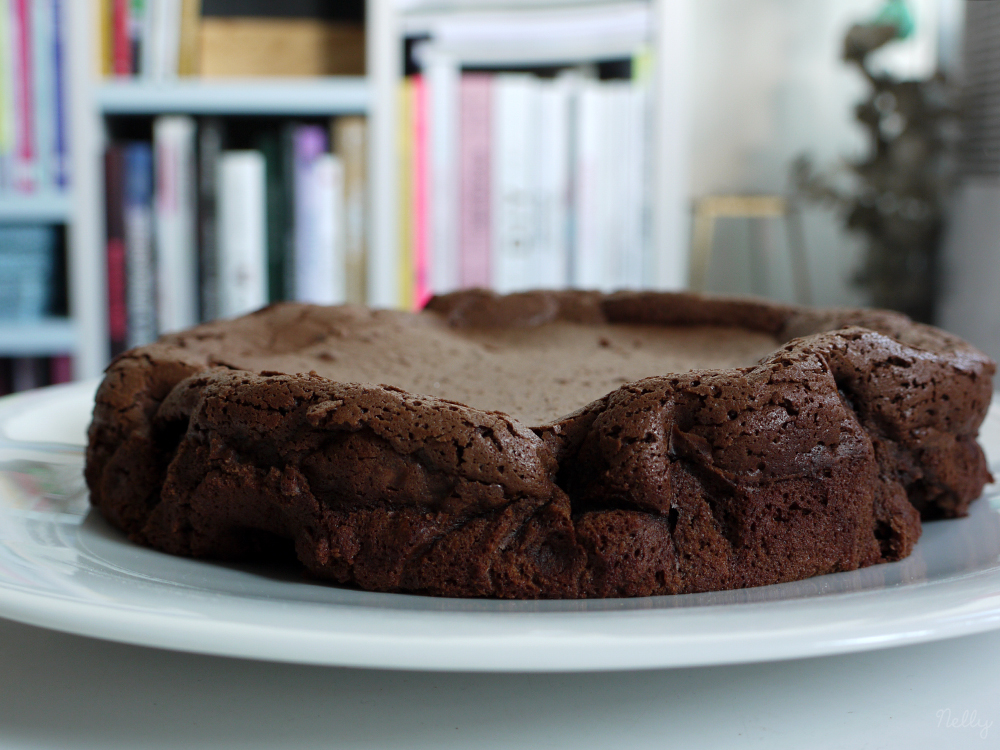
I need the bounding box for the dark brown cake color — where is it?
[85,290,996,598]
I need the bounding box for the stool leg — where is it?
[785,202,813,305]
[690,207,715,291]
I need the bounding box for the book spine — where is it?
[255,126,285,304]
[128,0,144,75]
[217,150,268,318]
[537,77,571,290]
[396,79,414,310]
[11,0,35,192]
[49,354,72,384]
[51,0,67,188]
[177,0,198,76]
[291,124,327,303]
[104,145,127,356]
[0,224,55,318]
[0,0,15,191]
[111,0,131,76]
[491,75,537,294]
[333,115,368,305]
[458,74,491,289]
[307,153,345,305]
[426,53,459,296]
[123,141,156,347]
[98,0,112,77]
[197,116,222,321]
[31,0,53,191]
[573,81,603,290]
[153,115,198,332]
[411,74,430,309]
[159,0,181,78]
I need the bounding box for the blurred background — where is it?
[0,0,996,393]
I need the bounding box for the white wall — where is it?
[685,0,943,307]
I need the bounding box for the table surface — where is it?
[0,617,996,750]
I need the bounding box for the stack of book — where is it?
[99,0,365,79]
[0,0,70,196]
[103,115,368,356]
[397,68,650,309]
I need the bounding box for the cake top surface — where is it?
[151,303,778,425]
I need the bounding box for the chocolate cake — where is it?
[85,290,996,598]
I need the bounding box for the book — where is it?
[291,124,325,304]
[0,0,13,190]
[123,141,156,347]
[255,125,288,305]
[52,0,68,188]
[412,74,430,309]
[217,150,267,318]
[332,115,368,305]
[396,79,415,310]
[112,0,131,76]
[31,0,54,191]
[491,74,539,294]
[153,115,198,333]
[144,0,181,80]
[535,76,572,290]
[458,74,491,289]
[426,53,459,297]
[177,0,199,76]
[198,17,364,77]
[128,0,146,75]
[11,0,36,192]
[309,153,346,305]
[104,144,127,356]
[49,354,72,384]
[0,225,56,319]
[572,79,603,290]
[197,116,222,321]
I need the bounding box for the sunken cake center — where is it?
[215,312,779,425]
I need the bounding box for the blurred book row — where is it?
[0,355,71,396]
[98,0,365,80]
[103,114,367,356]
[398,68,651,310]
[0,0,70,195]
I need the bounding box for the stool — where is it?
[689,195,812,305]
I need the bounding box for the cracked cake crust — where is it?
[85,290,995,598]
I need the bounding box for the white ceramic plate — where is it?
[0,380,998,672]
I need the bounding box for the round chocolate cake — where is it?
[85,290,996,598]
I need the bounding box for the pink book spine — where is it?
[459,74,492,289]
[412,75,431,310]
[12,0,35,192]
[49,355,73,384]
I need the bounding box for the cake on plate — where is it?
[85,290,995,598]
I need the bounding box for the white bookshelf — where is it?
[57,0,692,380]
[64,2,375,380]
[365,0,693,306]
[0,194,72,223]
[0,320,77,356]
[96,78,370,116]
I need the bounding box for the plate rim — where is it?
[0,382,998,672]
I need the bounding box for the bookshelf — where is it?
[366,0,692,307]
[95,78,370,116]
[18,0,690,383]
[60,1,373,381]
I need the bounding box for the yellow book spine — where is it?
[333,115,368,306]
[177,0,201,76]
[98,0,112,77]
[397,79,414,311]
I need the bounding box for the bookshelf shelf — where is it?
[0,194,72,224]
[96,78,370,116]
[0,319,77,356]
